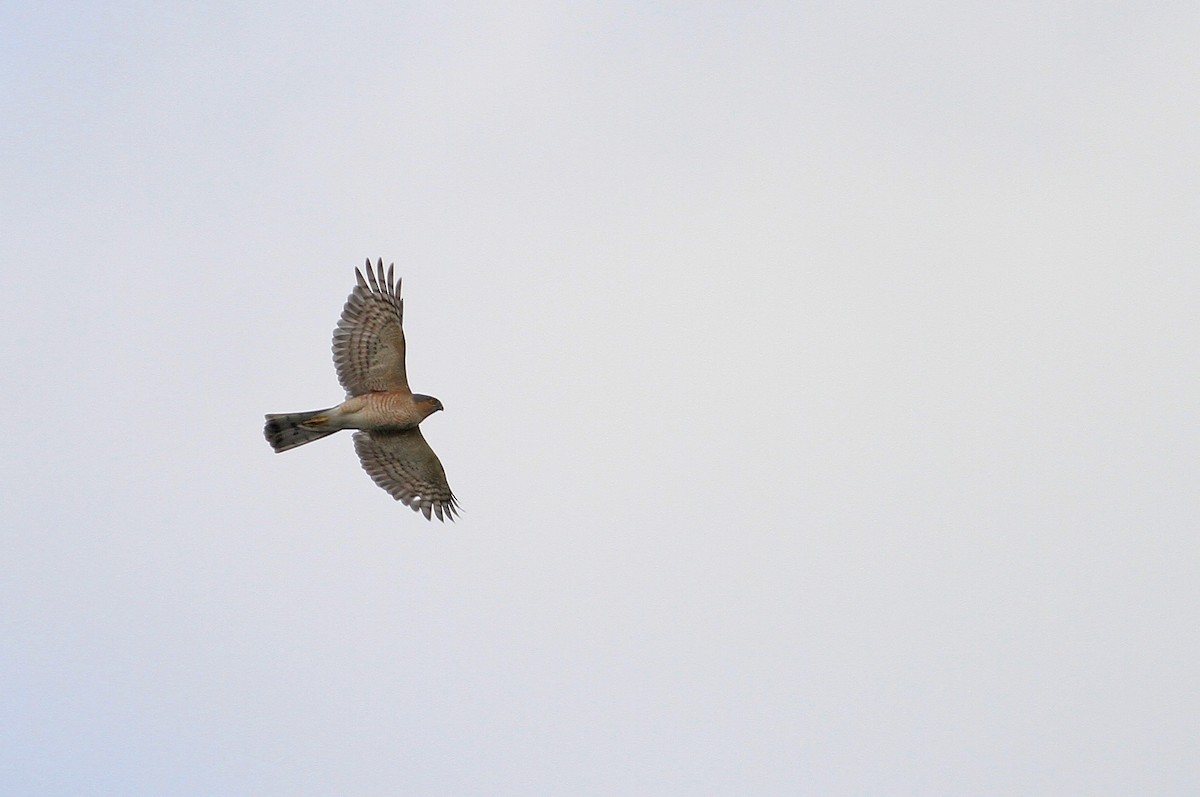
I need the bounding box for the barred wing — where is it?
[353,428,459,521]
[333,259,408,396]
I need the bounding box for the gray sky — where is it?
[3,2,1197,794]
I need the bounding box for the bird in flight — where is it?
[264,259,459,521]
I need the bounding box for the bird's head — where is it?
[413,394,444,420]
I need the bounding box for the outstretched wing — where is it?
[333,259,408,396]
[353,428,459,521]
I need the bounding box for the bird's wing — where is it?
[353,428,459,521]
[333,259,408,396]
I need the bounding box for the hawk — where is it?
[264,259,459,521]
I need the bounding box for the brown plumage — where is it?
[264,259,458,521]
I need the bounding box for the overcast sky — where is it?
[2,2,1197,795]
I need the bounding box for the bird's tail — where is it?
[264,408,339,453]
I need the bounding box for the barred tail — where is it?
[264,409,338,453]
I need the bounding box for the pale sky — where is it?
[2,3,1198,795]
